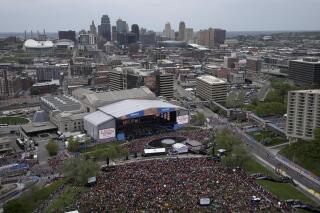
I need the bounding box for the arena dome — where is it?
[24,39,54,49]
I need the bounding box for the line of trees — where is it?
[213,129,250,168]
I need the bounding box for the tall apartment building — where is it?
[196,75,227,103]
[246,57,262,80]
[286,90,320,140]
[289,57,320,86]
[155,72,174,99]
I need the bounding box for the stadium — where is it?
[83,99,189,142]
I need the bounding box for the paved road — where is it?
[233,126,320,203]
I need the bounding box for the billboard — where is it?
[99,128,115,139]
[177,115,189,125]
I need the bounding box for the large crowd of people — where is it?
[75,157,290,212]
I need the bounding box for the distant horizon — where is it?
[1,0,320,33]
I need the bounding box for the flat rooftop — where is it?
[21,122,57,134]
[197,75,226,85]
[292,58,320,64]
[41,95,81,112]
[290,89,320,94]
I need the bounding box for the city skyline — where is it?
[1,0,320,32]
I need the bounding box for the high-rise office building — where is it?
[131,24,139,41]
[184,28,193,43]
[140,28,147,35]
[164,22,171,38]
[197,28,226,48]
[116,18,127,33]
[98,15,111,41]
[112,26,117,42]
[58,31,76,43]
[178,21,185,41]
[286,90,320,140]
[140,32,156,46]
[163,22,175,40]
[246,57,262,80]
[213,28,226,46]
[90,20,97,36]
[196,75,227,103]
[289,57,320,86]
[155,71,174,99]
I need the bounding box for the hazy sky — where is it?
[1,0,320,32]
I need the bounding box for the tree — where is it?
[45,139,59,156]
[314,128,320,143]
[191,112,206,126]
[67,137,80,153]
[221,145,249,168]
[214,129,241,152]
[63,158,99,185]
[3,200,25,213]
[226,90,245,108]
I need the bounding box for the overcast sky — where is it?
[1,0,320,32]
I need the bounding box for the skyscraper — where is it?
[197,28,226,48]
[58,31,76,43]
[112,26,117,42]
[178,21,185,41]
[90,20,97,36]
[98,15,111,41]
[184,28,193,43]
[164,22,174,40]
[116,18,127,33]
[131,24,139,41]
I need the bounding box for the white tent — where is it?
[172,143,188,154]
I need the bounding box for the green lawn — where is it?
[257,180,316,205]
[279,140,320,177]
[248,130,287,147]
[45,186,86,213]
[0,116,29,125]
[244,157,275,176]
[3,179,66,213]
[244,158,317,206]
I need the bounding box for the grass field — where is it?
[248,130,287,147]
[244,157,317,206]
[3,179,66,213]
[0,116,29,125]
[45,186,86,213]
[279,140,320,177]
